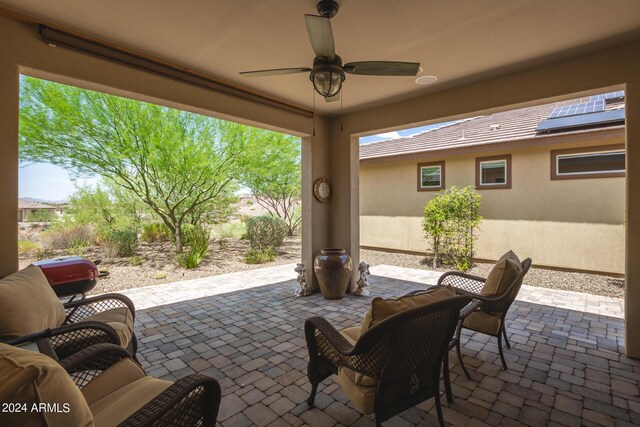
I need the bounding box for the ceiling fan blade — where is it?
[240,67,311,77]
[325,92,340,103]
[343,61,421,76]
[305,14,335,60]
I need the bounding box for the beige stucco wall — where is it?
[361,137,625,274]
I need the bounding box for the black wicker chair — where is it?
[441,257,532,376]
[1,265,138,360]
[305,296,472,426]
[0,342,221,426]
[3,293,138,361]
[61,343,221,426]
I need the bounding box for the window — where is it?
[551,145,625,180]
[417,161,444,191]
[475,155,511,189]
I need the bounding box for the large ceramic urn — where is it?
[313,248,353,299]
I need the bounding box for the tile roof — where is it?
[359,96,625,160]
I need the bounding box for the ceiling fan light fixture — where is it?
[310,63,345,97]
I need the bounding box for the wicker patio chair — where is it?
[305,295,472,426]
[439,252,532,375]
[0,265,137,360]
[0,342,221,426]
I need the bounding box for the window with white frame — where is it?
[476,155,511,189]
[417,161,444,191]
[551,145,625,179]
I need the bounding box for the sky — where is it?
[19,163,98,201]
[19,122,459,202]
[358,121,460,145]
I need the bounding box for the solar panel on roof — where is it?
[536,109,625,133]
[548,100,605,119]
[589,91,625,103]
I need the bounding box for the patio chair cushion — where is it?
[80,358,146,404]
[0,342,93,427]
[463,311,502,335]
[499,250,521,265]
[81,307,134,347]
[82,358,171,426]
[339,327,377,387]
[481,256,522,298]
[338,365,376,415]
[359,285,455,336]
[0,265,66,338]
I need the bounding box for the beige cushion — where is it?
[480,257,522,298]
[340,326,360,345]
[338,366,376,415]
[339,327,377,387]
[87,361,171,427]
[82,307,134,348]
[359,285,456,336]
[0,266,66,338]
[0,342,93,427]
[81,359,146,406]
[463,311,502,335]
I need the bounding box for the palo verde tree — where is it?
[422,185,482,271]
[237,132,301,235]
[20,76,247,252]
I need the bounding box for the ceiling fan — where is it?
[239,0,421,103]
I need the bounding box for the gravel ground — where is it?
[19,236,301,294]
[361,249,625,299]
[20,236,624,299]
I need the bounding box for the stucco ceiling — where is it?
[2,0,640,114]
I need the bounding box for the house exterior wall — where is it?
[360,136,625,274]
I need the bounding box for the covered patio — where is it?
[2,1,640,425]
[120,265,636,426]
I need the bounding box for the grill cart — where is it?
[32,256,107,299]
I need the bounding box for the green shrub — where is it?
[423,185,482,271]
[34,248,55,260]
[244,248,277,264]
[154,272,167,279]
[176,225,209,269]
[18,240,41,254]
[103,228,138,257]
[244,216,287,251]
[141,223,172,243]
[218,239,229,251]
[129,255,143,266]
[25,209,56,223]
[210,222,246,240]
[41,224,94,250]
[65,242,86,256]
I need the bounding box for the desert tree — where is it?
[20,76,247,252]
[238,132,301,235]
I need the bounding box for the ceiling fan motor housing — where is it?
[317,0,339,18]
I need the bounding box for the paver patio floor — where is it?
[121,264,639,426]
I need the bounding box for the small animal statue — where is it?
[294,263,311,296]
[354,261,370,296]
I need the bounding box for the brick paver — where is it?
[120,264,638,426]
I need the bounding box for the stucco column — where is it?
[302,117,332,291]
[0,61,19,277]
[328,120,360,290]
[625,82,640,358]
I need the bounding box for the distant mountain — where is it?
[19,196,68,205]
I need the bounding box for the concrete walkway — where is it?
[121,263,624,319]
